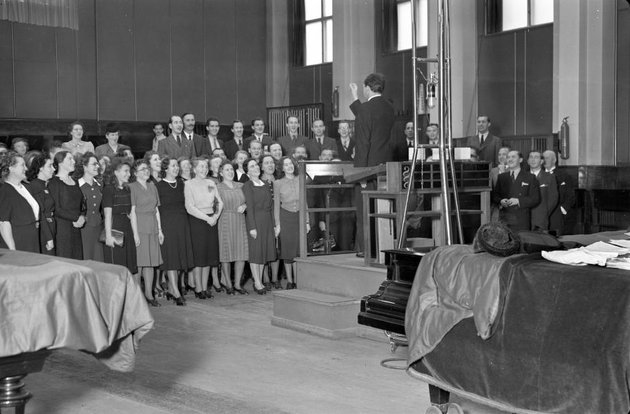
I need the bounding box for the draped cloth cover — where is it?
[0,249,154,372]
[0,0,78,30]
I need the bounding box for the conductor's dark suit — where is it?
[492,169,541,232]
[530,170,558,231]
[464,134,502,166]
[157,133,194,159]
[350,96,396,167]
[547,167,576,236]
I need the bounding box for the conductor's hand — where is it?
[349,83,359,100]
[249,229,257,239]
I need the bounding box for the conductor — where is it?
[349,73,396,257]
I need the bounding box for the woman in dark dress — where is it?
[102,158,138,277]
[26,153,57,255]
[0,152,40,253]
[76,152,104,261]
[242,158,276,294]
[155,157,193,306]
[48,151,85,259]
[260,155,281,290]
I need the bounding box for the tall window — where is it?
[396,0,428,51]
[488,0,553,33]
[304,0,333,66]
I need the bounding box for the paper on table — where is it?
[610,239,630,249]
[584,241,630,255]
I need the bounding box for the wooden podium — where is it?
[361,161,492,266]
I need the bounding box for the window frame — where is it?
[381,0,429,55]
[486,0,553,35]
[303,0,333,67]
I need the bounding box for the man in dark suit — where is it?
[182,113,206,157]
[349,73,396,256]
[337,121,355,161]
[223,120,246,161]
[276,116,308,156]
[528,150,558,231]
[305,119,338,160]
[464,116,502,166]
[196,117,224,157]
[492,150,541,231]
[244,117,275,153]
[157,115,194,159]
[543,150,576,236]
[394,121,417,161]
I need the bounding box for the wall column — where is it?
[266,0,290,108]
[553,0,616,166]
[331,1,375,121]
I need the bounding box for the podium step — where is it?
[271,290,361,339]
[295,254,386,298]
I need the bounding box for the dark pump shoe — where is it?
[356,251,365,258]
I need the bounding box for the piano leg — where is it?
[0,375,30,414]
[426,385,464,414]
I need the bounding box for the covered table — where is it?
[405,245,630,414]
[0,249,154,411]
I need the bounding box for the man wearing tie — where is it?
[528,150,558,231]
[224,120,246,161]
[277,115,308,156]
[543,150,576,236]
[464,115,502,166]
[305,119,338,160]
[182,113,206,157]
[337,121,355,161]
[492,150,540,231]
[157,115,194,159]
[244,117,274,152]
[197,117,223,157]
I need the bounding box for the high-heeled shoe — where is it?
[234,287,249,295]
[264,282,272,291]
[285,283,296,290]
[194,291,207,299]
[212,284,223,293]
[175,297,186,306]
[254,286,267,295]
[165,292,175,301]
[273,281,283,290]
[225,287,235,295]
[205,289,214,299]
[146,296,161,307]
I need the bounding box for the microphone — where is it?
[427,82,436,109]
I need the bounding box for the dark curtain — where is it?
[381,0,398,53]
[289,0,305,66]
[486,0,502,34]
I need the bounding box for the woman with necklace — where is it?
[129,159,164,307]
[48,151,86,259]
[0,152,40,253]
[25,153,56,255]
[243,158,276,294]
[184,157,224,299]
[76,152,104,261]
[61,121,95,156]
[274,156,310,289]
[102,158,137,276]
[155,157,193,306]
[217,161,248,295]
[260,155,281,290]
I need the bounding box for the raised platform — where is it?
[271,253,387,340]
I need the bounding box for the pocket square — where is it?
[521,182,529,186]
[540,184,547,187]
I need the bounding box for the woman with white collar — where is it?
[77,152,104,261]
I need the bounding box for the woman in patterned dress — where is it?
[216,160,248,295]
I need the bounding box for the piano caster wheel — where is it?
[390,342,398,353]
[425,406,444,414]
[425,403,464,414]
[448,403,464,414]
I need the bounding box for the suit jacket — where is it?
[492,169,541,231]
[224,138,246,161]
[195,135,224,157]
[337,138,355,161]
[305,136,338,160]
[464,134,502,166]
[157,133,194,159]
[350,96,396,167]
[547,167,576,235]
[530,170,558,231]
[277,135,308,157]
[244,135,275,152]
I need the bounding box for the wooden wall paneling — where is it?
[478,33,516,137]
[170,0,205,117]
[289,67,316,105]
[13,24,57,118]
[514,31,525,135]
[134,0,172,122]
[95,0,135,120]
[617,5,630,164]
[235,0,267,123]
[0,21,14,118]
[524,25,553,136]
[76,0,97,120]
[204,0,237,122]
[56,28,79,119]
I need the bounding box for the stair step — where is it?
[271,290,361,339]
